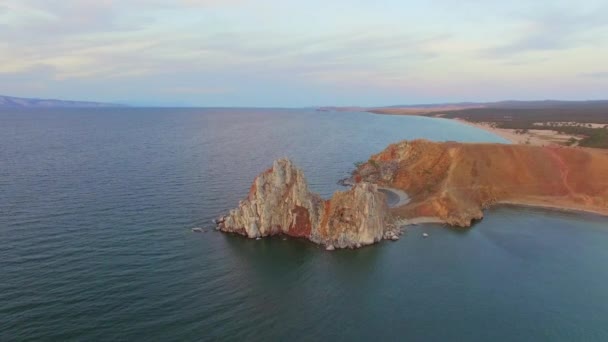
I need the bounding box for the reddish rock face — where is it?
[218,159,396,248]
[353,139,608,226]
[288,205,312,237]
[314,183,390,248]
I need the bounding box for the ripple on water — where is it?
[1,109,608,341]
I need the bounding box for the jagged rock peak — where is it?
[221,158,324,239]
[217,159,396,249]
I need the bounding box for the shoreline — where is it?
[451,118,517,144]
[378,186,411,208]
[395,216,443,226]
[367,109,583,147]
[496,200,608,218]
[372,186,603,225]
[397,201,608,228]
[353,110,608,227]
[451,118,578,146]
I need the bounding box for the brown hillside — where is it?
[353,140,608,226]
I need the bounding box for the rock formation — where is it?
[350,139,608,227]
[217,159,398,249]
[216,140,608,245]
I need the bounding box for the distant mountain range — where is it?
[0,95,125,108]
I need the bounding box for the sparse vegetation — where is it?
[433,106,608,149]
[578,128,608,148]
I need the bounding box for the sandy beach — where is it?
[452,118,580,146]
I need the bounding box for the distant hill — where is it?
[0,95,125,108]
[489,100,608,109]
[365,99,608,149]
[367,100,608,117]
[379,100,608,110]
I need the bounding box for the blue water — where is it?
[1,108,608,341]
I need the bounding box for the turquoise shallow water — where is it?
[1,108,608,341]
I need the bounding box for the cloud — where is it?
[164,86,233,94]
[160,0,244,7]
[182,30,447,86]
[0,64,57,94]
[580,71,608,79]
[0,64,57,80]
[0,20,445,85]
[482,5,608,58]
[1,0,243,37]
[1,1,145,36]
[1,0,607,105]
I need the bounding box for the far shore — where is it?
[367,109,589,147]
[451,118,580,146]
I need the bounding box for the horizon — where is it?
[1,1,607,106]
[4,93,608,109]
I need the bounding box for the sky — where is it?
[0,0,607,107]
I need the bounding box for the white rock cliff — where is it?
[217,159,398,249]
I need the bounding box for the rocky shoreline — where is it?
[214,139,608,248]
[215,159,402,249]
[352,139,608,226]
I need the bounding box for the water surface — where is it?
[1,108,607,341]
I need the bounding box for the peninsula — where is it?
[218,140,608,248]
[350,140,608,226]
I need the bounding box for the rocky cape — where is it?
[350,140,608,226]
[216,140,608,247]
[216,159,400,249]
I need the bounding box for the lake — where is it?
[1,108,607,341]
